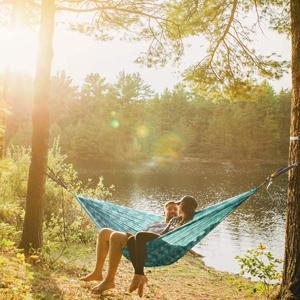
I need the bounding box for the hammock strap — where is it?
[256,163,299,191]
[270,163,299,179]
[45,166,76,197]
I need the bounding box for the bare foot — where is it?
[129,274,143,293]
[138,275,148,298]
[80,271,103,282]
[91,280,115,294]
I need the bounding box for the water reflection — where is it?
[84,166,286,275]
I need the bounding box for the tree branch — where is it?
[56,4,166,22]
[206,0,238,68]
[252,0,265,35]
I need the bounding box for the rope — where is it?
[269,162,299,179]
[254,162,299,209]
[61,189,67,243]
[256,162,299,191]
[45,166,76,197]
[43,167,72,263]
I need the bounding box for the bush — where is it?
[235,243,283,299]
[0,138,113,259]
[0,222,19,252]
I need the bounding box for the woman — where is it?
[127,195,198,297]
[80,200,179,294]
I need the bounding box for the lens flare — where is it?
[152,132,185,160]
[110,119,120,128]
[136,125,149,138]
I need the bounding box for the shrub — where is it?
[0,138,113,260]
[235,243,283,299]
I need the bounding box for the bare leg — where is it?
[80,228,113,281]
[92,231,128,294]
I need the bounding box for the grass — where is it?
[0,243,270,300]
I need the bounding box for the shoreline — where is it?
[75,157,287,175]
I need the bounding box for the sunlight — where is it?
[0,27,37,75]
[110,119,120,128]
[136,125,149,138]
[152,132,184,161]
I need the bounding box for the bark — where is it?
[280,0,300,299]
[19,0,55,252]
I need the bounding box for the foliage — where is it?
[152,0,290,94]
[46,141,114,247]
[0,223,18,252]
[0,140,113,260]
[0,1,289,95]
[2,73,291,167]
[235,243,283,299]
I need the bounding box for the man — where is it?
[80,200,179,294]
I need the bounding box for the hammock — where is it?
[76,188,257,267]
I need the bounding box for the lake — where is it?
[82,160,287,275]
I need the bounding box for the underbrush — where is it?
[0,139,113,260]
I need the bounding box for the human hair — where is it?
[179,196,197,224]
[164,200,177,209]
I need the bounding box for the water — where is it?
[83,162,287,275]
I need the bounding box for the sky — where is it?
[0,21,291,93]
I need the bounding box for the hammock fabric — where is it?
[76,188,257,267]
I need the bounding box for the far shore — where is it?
[75,156,287,176]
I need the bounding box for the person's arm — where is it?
[160,217,178,235]
[160,224,171,235]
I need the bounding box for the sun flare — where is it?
[0,27,37,75]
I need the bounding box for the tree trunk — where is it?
[19,0,55,252]
[280,0,300,299]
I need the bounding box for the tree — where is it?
[19,0,56,251]
[0,0,176,252]
[141,0,289,93]
[113,72,153,104]
[135,0,296,298]
[280,1,300,299]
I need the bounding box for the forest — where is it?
[4,72,291,167]
[0,0,299,299]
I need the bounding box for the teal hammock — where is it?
[76,188,258,267]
